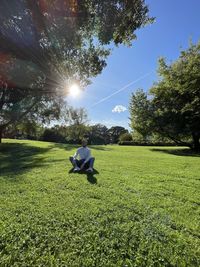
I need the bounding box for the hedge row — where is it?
[118,141,178,146]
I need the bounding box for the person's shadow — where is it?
[68,168,99,184]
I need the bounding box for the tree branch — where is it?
[1,97,40,129]
[158,126,192,148]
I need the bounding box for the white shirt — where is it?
[73,146,91,163]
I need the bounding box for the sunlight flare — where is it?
[68,83,81,97]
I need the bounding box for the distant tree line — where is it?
[3,106,129,145]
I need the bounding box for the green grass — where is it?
[0,139,200,267]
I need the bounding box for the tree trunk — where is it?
[0,127,3,143]
[192,133,200,152]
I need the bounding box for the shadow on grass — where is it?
[150,148,200,157]
[0,142,62,178]
[51,143,77,151]
[68,168,99,184]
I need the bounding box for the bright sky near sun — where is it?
[67,0,200,130]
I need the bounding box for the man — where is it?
[69,139,95,172]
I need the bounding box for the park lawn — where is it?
[0,139,200,267]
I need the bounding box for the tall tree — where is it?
[0,0,153,142]
[150,42,200,151]
[129,89,152,141]
[129,42,200,151]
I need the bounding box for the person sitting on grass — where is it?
[69,139,95,173]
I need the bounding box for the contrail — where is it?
[90,71,154,108]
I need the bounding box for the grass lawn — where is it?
[0,139,200,266]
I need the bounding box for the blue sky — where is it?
[67,0,200,130]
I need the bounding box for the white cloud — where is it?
[112,105,127,113]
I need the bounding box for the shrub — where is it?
[119,133,133,142]
[118,141,177,146]
[41,129,66,143]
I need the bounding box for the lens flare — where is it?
[69,83,80,97]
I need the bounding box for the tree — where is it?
[129,89,152,141]
[40,107,89,144]
[7,119,44,140]
[41,128,64,143]
[108,126,128,143]
[119,132,133,142]
[89,124,109,144]
[64,107,89,143]
[65,107,88,126]
[150,42,200,151]
[129,42,200,151]
[0,0,153,142]
[66,124,89,144]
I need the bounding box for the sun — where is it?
[69,83,81,97]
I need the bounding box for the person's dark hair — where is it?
[82,139,88,147]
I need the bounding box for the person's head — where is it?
[82,139,88,147]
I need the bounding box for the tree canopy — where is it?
[129,41,200,151]
[0,0,153,142]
